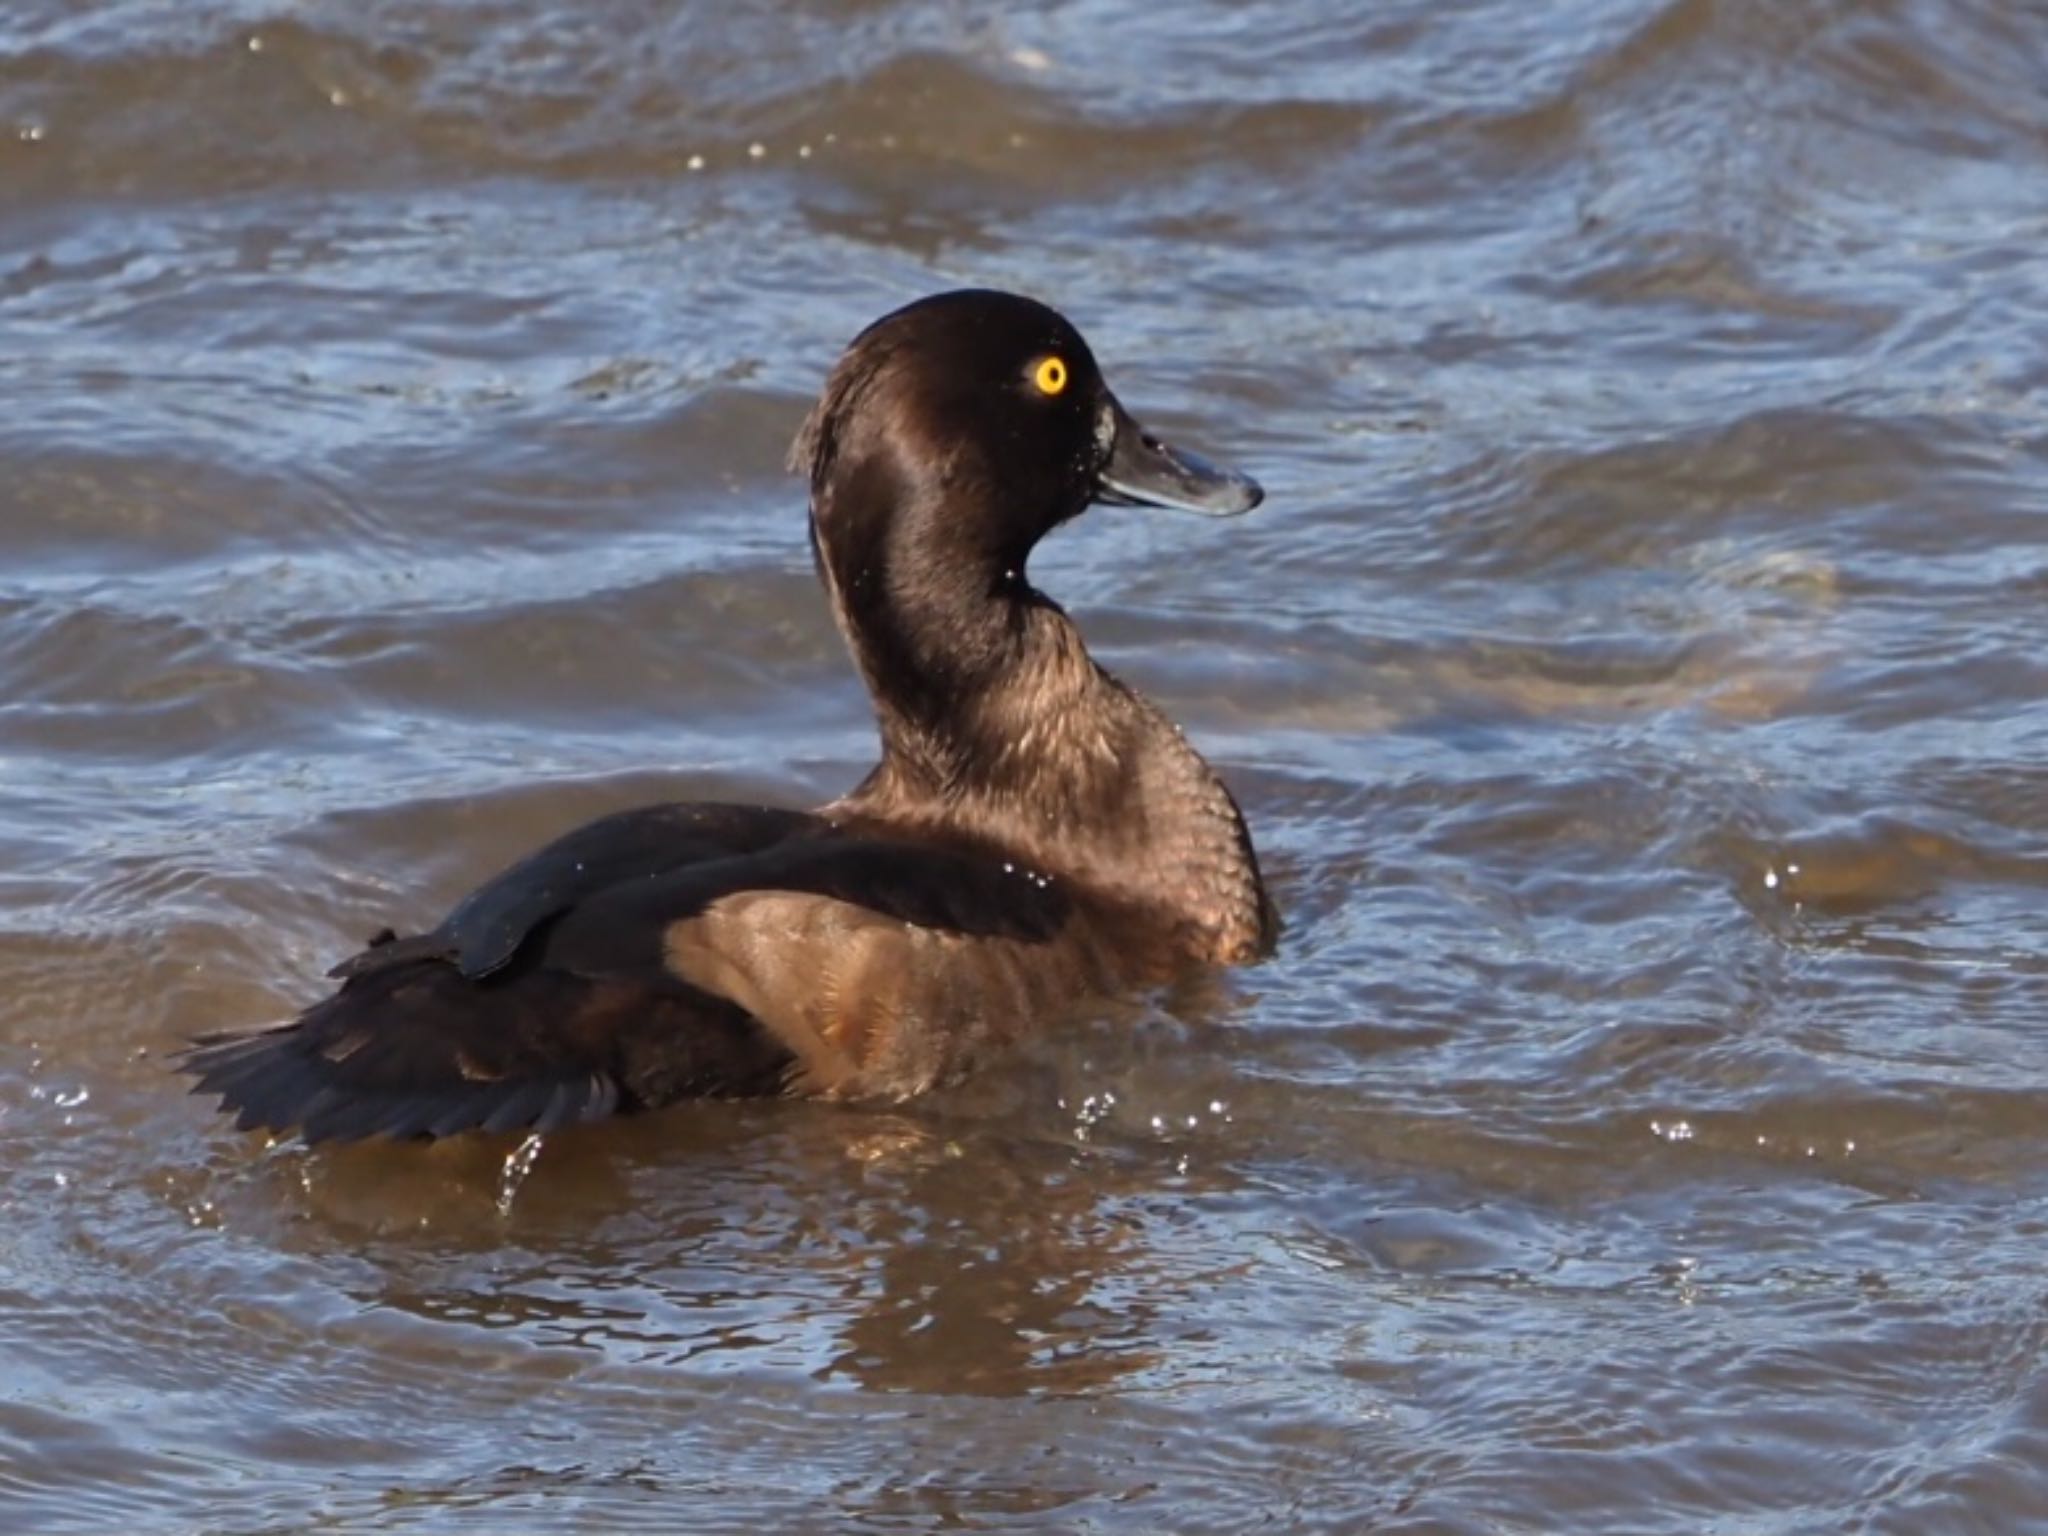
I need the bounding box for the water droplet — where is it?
[496,1132,546,1215]
[686,153,705,171]
[747,142,765,160]
[1764,868,1779,890]
[246,33,264,52]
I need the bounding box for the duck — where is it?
[178,289,1277,1143]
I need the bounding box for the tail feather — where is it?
[178,1025,625,1145]
[175,953,788,1145]
[172,956,632,1144]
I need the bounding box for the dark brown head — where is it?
[790,290,1261,741]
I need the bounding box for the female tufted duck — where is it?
[179,289,1276,1142]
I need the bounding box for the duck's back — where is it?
[180,800,1145,1142]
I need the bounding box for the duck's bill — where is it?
[1094,397,1263,517]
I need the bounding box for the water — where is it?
[5,1,2048,1530]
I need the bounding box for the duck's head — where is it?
[791,290,1261,718]
[793,289,1260,553]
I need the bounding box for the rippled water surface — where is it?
[7,1,2048,1530]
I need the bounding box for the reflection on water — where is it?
[6,0,2048,1529]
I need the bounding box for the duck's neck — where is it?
[830,586,1274,967]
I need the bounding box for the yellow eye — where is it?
[1033,356,1068,396]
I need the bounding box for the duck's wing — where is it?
[177,810,1099,1144]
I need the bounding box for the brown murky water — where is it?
[6,1,2048,1530]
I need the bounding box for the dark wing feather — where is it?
[330,802,824,984]
[535,836,1073,981]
